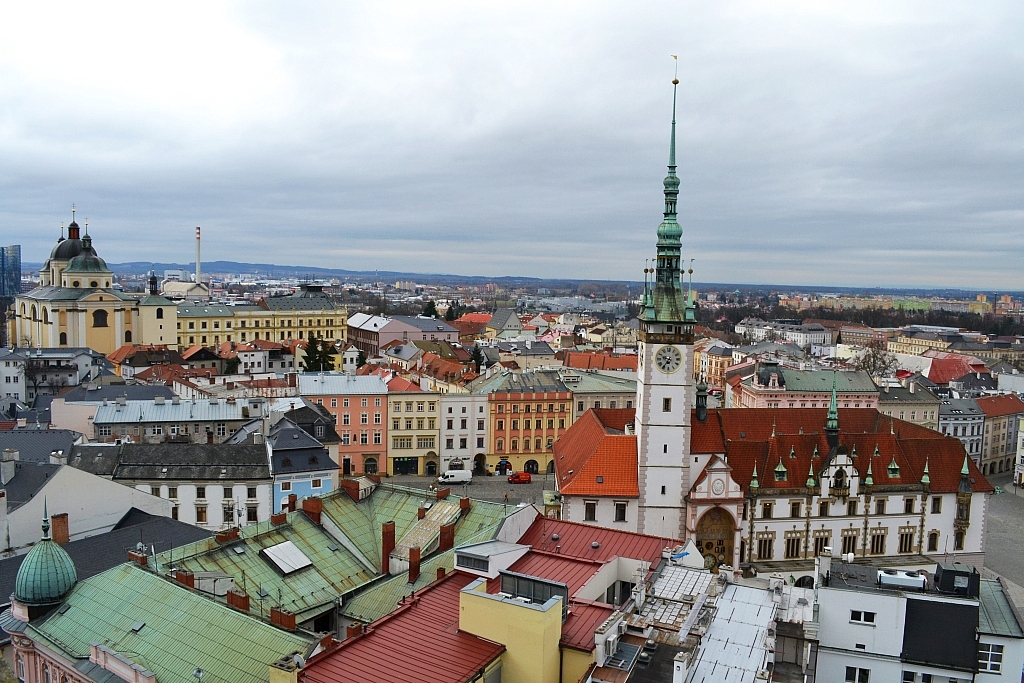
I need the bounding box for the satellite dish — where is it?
[293,655,306,668]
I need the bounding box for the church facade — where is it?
[9,220,177,355]
[553,80,992,572]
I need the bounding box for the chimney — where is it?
[174,570,195,589]
[408,546,421,584]
[345,622,363,639]
[49,450,67,465]
[438,523,455,552]
[270,607,297,631]
[1,449,19,485]
[271,512,287,525]
[437,567,446,580]
[417,507,426,520]
[127,550,148,567]
[909,381,915,394]
[435,487,451,501]
[301,497,323,525]
[50,512,70,545]
[195,226,202,288]
[226,589,250,612]
[287,494,297,512]
[382,521,396,575]
[460,497,470,515]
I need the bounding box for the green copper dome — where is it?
[64,235,111,275]
[14,508,77,607]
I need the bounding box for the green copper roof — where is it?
[825,373,839,432]
[640,77,694,325]
[63,235,111,275]
[14,508,77,606]
[27,564,313,683]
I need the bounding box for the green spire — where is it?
[826,372,839,432]
[641,67,690,325]
[961,456,970,476]
[806,462,816,488]
[750,463,759,489]
[864,461,873,486]
[41,498,50,540]
[921,458,930,485]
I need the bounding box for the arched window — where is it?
[20,303,25,316]
[42,308,49,324]
[833,468,846,490]
[15,655,23,680]
[30,305,36,321]
[125,330,132,343]
[928,531,939,552]
[156,308,163,319]
[43,664,51,683]
[92,310,108,327]
[59,332,67,346]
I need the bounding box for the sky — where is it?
[1,1,1022,289]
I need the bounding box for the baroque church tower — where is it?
[635,75,698,539]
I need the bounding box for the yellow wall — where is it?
[560,648,594,683]
[459,579,562,683]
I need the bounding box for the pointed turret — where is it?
[959,456,973,494]
[750,463,759,491]
[640,72,692,326]
[806,461,816,488]
[825,371,840,450]
[864,461,873,487]
[921,458,930,486]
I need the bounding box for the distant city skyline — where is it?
[1,3,1022,289]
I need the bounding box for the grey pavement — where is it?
[981,472,1024,588]
[386,471,552,507]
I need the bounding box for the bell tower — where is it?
[635,67,698,539]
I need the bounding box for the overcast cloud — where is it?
[1,1,1022,289]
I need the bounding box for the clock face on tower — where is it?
[655,346,682,374]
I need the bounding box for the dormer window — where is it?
[887,458,900,478]
[774,461,787,481]
[833,468,846,489]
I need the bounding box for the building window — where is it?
[312,478,322,488]
[393,437,412,449]
[446,438,454,450]
[875,499,886,515]
[761,502,773,519]
[904,498,914,514]
[898,530,914,553]
[196,486,206,499]
[931,497,941,514]
[841,530,858,555]
[850,610,876,624]
[954,530,965,550]
[196,506,207,523]
[927,531,939,552]
[98,425,112,436]
[813,534,830,556]
[92,310,108,327]
[784,536,801,559]
[614,501,627,522]
[247,506,258,522]
[978,643,1004,672]
[845,667,870,683]
[790,502,801,518]
[869,530,886,555]
[757,536,774,560]
[280,481,291,491]
[168,486,178,498]
[584,501,597,521]
[417,437,435,449]
[460,438,467,449]
[247,486,257,499]
[364,458,378,474]
[819,501,829,517]
[662,397,672,412]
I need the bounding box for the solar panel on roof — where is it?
[261,540,313,575]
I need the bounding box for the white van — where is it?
[438,470,472,485]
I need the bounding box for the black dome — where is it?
[49,237,83,261]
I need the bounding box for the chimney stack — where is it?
[382,521,396,575]
[226,589,250,612]
[1,449,19,486]
[287,494,297,512]
[301,497,323,525]
[437,567,446,580]
[438,523,455,552]
[50,512,70,545]
[408,546,421,584]
[460,497,470,515]
[195,226,202,288]
[345,622,363,639]
[417,507,426,520]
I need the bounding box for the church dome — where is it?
[14,514,77,607]
[63,234,110,275]
[49,220,85,261]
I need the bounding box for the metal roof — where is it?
[93,398,253,424]
[687,584,777,683]
[297,373,388,396]
[23,564,313,683]
[979,579,1024,637]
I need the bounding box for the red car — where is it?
[508,471,532,484]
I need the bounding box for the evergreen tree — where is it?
[470,344,485,373]
[302,338,336,372]
[356,350,367,368]
[422,300,439,318]
[445,303,457,321]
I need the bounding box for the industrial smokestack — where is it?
[195,226,202,287]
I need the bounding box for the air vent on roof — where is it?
[327,544,339,552]
[233,546,246,555]
[739,432,746,438]
[131,621,146,633]
[596,476,604,483]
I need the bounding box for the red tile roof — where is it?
[927,356,988,385]
[450,319,488,337]
[975,393,1024,418]
[553,409,638,497]
[301,571,504,683]
[457,313,493,324]
[516,516,676,564]
[386,377,421,392]
[562,351,638,371]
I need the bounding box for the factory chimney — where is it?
[195,226,202,286]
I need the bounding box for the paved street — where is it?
[981,472,1024,587]
[387,471,553,507]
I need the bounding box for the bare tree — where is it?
[854,340,899,378]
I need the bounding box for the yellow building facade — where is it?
[9,224,177,355]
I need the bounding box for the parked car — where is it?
[508,471,531,484]
[438,470,473,485]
